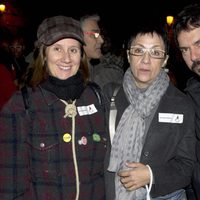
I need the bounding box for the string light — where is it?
[0,3,5,12]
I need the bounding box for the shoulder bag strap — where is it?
[109,86,120,144]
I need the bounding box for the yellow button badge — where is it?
[63,133,71,142]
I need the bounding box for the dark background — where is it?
[18,0,199,46]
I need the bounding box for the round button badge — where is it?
[63,133,71,142]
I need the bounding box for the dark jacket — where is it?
[89,53,124,90]
[0,84,108,200]
[185,76,200,200]
[105,82,196,199]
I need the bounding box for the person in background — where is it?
[8,34,29,86]
[105,21,196,200]
[173,3,200,200]
[0,15,108,200]
[0,30,17,82]
[0,30,18,109]
[0,29,11,66]
[80,14,124,89]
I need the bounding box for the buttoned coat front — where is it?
[0,85,108,200]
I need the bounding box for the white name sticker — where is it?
[77,104,97,116]
[158,113,183,123]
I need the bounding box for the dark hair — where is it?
[127,21,169,54]
[173,3,200,46]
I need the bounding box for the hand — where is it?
[118,162,150,191]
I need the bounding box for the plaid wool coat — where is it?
[0,84,108,200]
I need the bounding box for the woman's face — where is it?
[46,38,82,80]
[127,33,167,88]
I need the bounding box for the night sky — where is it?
[18,0,198,47]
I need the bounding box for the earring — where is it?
[162,55,169,68]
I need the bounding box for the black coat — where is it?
[185,76,200,200]
[105,82,196,199]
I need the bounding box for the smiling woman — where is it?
[0,15,109,200]
[45,39,82,80]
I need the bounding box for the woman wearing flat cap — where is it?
[0,15,108,200]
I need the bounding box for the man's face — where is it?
[82,19,104,61]
[177,27,200,76]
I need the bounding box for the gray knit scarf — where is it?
[108,67,169,200]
